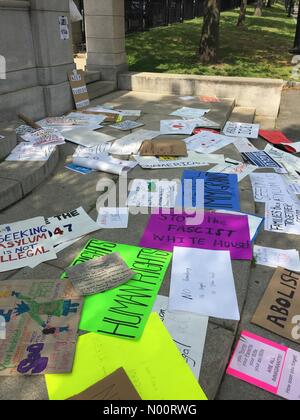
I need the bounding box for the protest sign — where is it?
[242,151,285,171]
[227,331,300,400]
[233,137,259,153]
[254,246,300,272]
[65,163,94,175]
[208,159,256,181]
[64,128,115,148]
[110,121,144,131]
[153,295,208,380]
[59,16,69,40]
[215,210,264,241]
[66,253,134,296]
[73,143,112,158]
[67,368,141,400]
[170,107,210,119]
[250,173,296,204]
[265,144,300,172]
[184,130,235,154]
[259,130,293,153]
[73,156,137,176]
[45,207,99,248]
[109,129,160,155]
[46,313,207,400]
[97,208,129,229]
[21,129,65,146]
[63,240,172,339]
[0,279,82,375]
[223,122,260,139]
[68,69,90,110]
[134,152,224,169]
[169,247,240,320]
[0,217,56,272]
[265,201,300,235]
[6,143,56,161]
[127,179,179,209]
[252,268,300,344]
[181,171,240,211]
[139,138,187,157]
[139,211,252,260]
[160,120,200,135]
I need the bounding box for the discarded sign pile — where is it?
[1,83,300,400]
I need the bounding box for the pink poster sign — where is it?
[227,331,300,400]
[139,211,252,260]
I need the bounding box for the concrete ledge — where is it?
[0,1,29,10]
[0,122,18,160]
[0,147,59,211]
[118,72,284,119]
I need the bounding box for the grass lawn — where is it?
[126,2,295,80]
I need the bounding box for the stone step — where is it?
[84,70,102,85]
[0,122,17,161]
[228,106,256,123]
[87,80,117,100]
[0,148,59,211]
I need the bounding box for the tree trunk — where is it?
[254,0,263,16]
[237,0,247,26]
[199,0,221,64]
[294,3,300,52]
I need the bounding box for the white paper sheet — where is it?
[215,210,264,241]
[45,207,99,247]
[110,121,144,131]
[184,131,235,154]
[169,247,240,321]
[134,152,224,169]
[63,128,115,148]
[6,143,56,161]
[73,143,112,159]
[0,217,57,272]
[160,120,200,135]
[117,110,142,117]
[254,246,300,271]
[37,115,103,133]
[109,129,160,155]
[127,179,179,208]
[170,107,210,119]
[223,122,260,139]
[250,173,297,203]
[234,137,259,153]
[73,156,137,176]
[208,159,256,181]
[96,208,129,229]
[153,295,208,380]
[265,200,300,235]
[21,129,65,146]
[265,144,300,172]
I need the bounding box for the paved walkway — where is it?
[0,88,299,400]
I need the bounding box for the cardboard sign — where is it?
[140,138,188,157]
[139,211,252,260]
[265,201,300,235]
[66,253,134,296]
[63,240,172,340]
[169,247,240,321]
[0,279,82,376]
[68,69,90,110]
[181,171,240,211]
[223,122,260,139]
[67,368,141,400]
[227,331,300,400]
[0,217,56,272]
[46,313,207,401]
[153,295,208,380]
[242,151,285,171]
[252,268,300,344]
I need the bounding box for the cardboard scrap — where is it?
[67,368,141,400]
[66,253,134,296]
[252,267,300,344]
[0,279,82,376]
[68,69,90,110]
[140,138,188,157]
